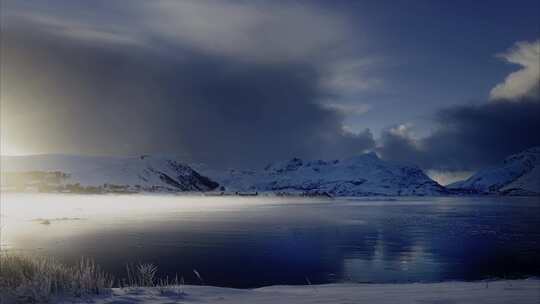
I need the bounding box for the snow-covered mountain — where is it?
[1,155,219,193]
[448,147,540,195]
[198,153,448,196]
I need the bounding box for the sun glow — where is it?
[1,137,26,156]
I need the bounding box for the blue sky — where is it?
[316,0,540,136]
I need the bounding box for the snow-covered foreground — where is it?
[61,280,540,304]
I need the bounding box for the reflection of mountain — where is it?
[0,155,218,193]
[197,153,448,196]
[448,147,540,195]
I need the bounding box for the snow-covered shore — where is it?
[59,279,540,304]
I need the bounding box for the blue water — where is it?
[3,195,540,288]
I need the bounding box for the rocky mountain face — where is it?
[0,155,219,193]
[201,153,448,196]
[448,147,540,195]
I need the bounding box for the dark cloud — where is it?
[378,98,540,171]
[3,1,538,173]
[0,17,374,168]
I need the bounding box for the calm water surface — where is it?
[1,194,539,288]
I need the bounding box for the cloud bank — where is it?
[490,39,540,101]
[378,97,540,171]
[377,38,540,173]
[2,1,538,174]
[0,0,374,168]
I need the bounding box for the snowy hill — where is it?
[0,155,219,193]
[448,147,540,195]
[198,153,448,196]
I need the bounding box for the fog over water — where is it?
[1,194,539,288]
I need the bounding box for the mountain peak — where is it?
[449,146,540,195]
[214,153,446,196]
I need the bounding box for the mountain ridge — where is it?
[448,147,540,195]
[1,154,218,193]
[4,148,538,196]
[196,153,449,196]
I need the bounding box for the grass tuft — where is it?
[1,254,186,303]
[0,253,113,303]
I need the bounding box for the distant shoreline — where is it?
[2,190,538,197]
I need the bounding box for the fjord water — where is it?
[2,194,539,288]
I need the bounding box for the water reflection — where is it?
[1,193,539,287]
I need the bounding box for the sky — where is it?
[1,0,539,182]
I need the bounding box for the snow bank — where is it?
[59,279,540,304]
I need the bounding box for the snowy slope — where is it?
[448,147,540,195]
[1,155,218,192]
[48,280,540,304]
[198,153,448,196]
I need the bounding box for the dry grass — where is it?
[0,253,113,303]
[1,254,185,303]
[125,262,158,287]
[124,262,185,298]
